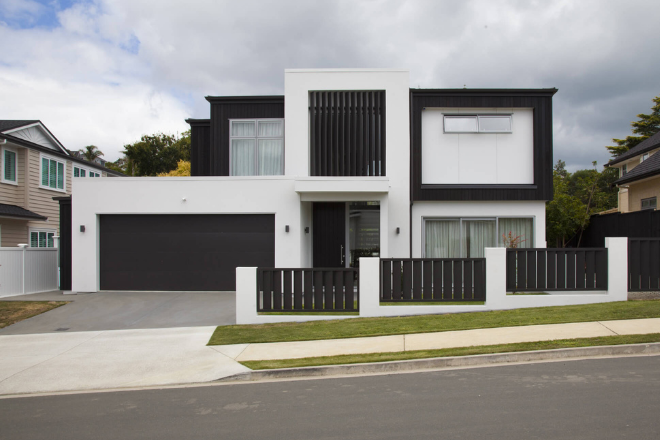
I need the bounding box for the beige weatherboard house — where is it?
[0,120,123,248]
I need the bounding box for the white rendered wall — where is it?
[421,108,534,184]
[285,69,411,259]
[71,177,304,293]
[411,201,546,258]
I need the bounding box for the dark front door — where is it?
[313,202,346,268]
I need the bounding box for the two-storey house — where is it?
[70,69,556,293]
[605,131,660,213]
[0,120,123,248]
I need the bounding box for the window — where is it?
[1,146,17,184]
[30,229,56,248]
[424,217,533,258]
[230,119,284,176]
[40,154,65,191]
[74,166,101,178]
[641,197,657,210]
[621,164,627,176]
[443,115,512,133]
[641,153,649,163]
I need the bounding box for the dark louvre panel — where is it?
[309,90,386,176]
[187,119,211,176]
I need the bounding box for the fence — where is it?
[506,248,608,292]
[576,209,660,248]
[257,268,358,312]
[629,238,660,291]
[0,247,58,297]
[381,258,486,302]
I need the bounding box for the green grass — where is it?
[208,299,660,345]
[240,333,660,370]
[0,301,68,329]
[381,301,485,306]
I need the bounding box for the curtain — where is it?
[258,140,283,175]
[462,220,496,258]
[258,121,283,137]
[231,121,255,137]
[231,139,256,175]
[425,220,461,258]
[498,218,534,248]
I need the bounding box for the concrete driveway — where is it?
[0,291,236,335]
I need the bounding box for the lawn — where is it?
[241,333,660,370]
[0,301,68,329]
[208,299,660,345]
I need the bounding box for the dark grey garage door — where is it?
[100,214,274,291]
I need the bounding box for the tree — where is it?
[121,131,190,176]
[157,160,191,176]
[78,145,104,162]
[606,95,660,158]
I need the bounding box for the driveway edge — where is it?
[218,342,660,382]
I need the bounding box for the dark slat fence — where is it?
[506,248,608,292]
[381,259,486,302]
[258,268,358,312]
[629,238,660,291]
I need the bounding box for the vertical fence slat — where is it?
[566,250,576,289]
[595,250,608,290]
[392,260,402,300]
[304,270,313,310]
[334,271,345,310]
[629,239,640,291]
[453,260,463,300]
[423,260,433,300]
[506,250,517,291]
[381,260,391,300]
[314,270,324,310]
[464,260,473,300]
[442,260,453,300]
[556,251,566,289]
[324,271,334,310]
[651,240,660,290]
[433,260,443,300]
[585,251,595,290]
[547,250,556,290]
[345,271,355,310]
[516,251,526,290]
[413,261,422,300]
[537,250,546,290]
[272,270,282,310]
[526,250,537,290]
[262,270,272,311]
[474,259,486,301]
[402,261,412,300]
[294,270,303,310]
[640,240,650,290]
[575,251,586,290]
[283,270,293,310]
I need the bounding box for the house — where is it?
[70,69,556,293]
[0,120,124,248]
[605,131,660,213]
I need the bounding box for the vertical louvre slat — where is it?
[283,270,292,310]
[423,260,433,300]
[402,260,412,300]
[294,270,303,310]
[413,260,422,300]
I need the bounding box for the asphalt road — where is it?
[2,356,660,439]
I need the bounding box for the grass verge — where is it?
[241,333,660,370]
[208,299,660,345]
[0,301,68,329]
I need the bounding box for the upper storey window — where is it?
[443,115,512,133]
[74,165,101,177]
[2,146,17,184]
[230,119,284,176]
[309,90,386,177]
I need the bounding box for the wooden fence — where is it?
[629,238,660,291]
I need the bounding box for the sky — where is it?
[0,0,658,170]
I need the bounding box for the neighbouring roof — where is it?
[0,203,48,221]
[614,150,660,185]
[607,131,660,166]
[0,120,40,132]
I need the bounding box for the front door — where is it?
[313,202,345,267]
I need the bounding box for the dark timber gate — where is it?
[628,238,660,291]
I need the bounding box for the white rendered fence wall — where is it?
[0,247,58,297]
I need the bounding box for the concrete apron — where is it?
[0,326,249,395]
[213,318,660,362]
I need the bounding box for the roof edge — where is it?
[205,95,284,104]
[411,88,558,97]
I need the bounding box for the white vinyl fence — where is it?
[0,247,58,297]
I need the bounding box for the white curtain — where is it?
[498,218,533,248]
[462,220,496,258]
[425,220,461,258]
[258,140,283,175]
[231,139,255,175]
[258,121,283,137]
[231,121,255,137]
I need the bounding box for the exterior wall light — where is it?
[80,225,85,233]
[396,227,400,234]
[285,225,290,232]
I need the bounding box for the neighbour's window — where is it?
[641,197,657,210]
[2,146,17,184]
[621,164,627,176]
[30,229,56,248]
[443,115,512,133]
[641,153,649,163]
[230,119,284,176]
[424,217,533,258]
[40,154,65,191]
[74,166,101,177]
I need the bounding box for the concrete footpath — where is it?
[214,318,660,362]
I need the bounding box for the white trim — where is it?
[2,122,68,154]
[39,152,67,192]
[1,145,18,185]
[29,227,57,248]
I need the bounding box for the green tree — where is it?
[77,145,104,162]
[122,131,191,176]
[606,95,660,158]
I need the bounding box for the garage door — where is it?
[100,214,274,291]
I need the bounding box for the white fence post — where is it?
[358,257,380,317]
[236,267,258,325]
[605,237,628,301]
[17,244,27,295]
[485,247,507,310]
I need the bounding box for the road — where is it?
[2,356,660,439]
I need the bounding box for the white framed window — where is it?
[423,216,534,258]
[621,164,627,176]
[641,153,649,163]
[229,119,284,176]
[40,153,66,191]
[1,145,18,185]
[29,228,56,248]
[74,165,101,178]
[641,197,657,211]
[443,115,512,133]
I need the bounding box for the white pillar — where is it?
[17,244,27,295]
[359,257,380,317]
[605,237,628,301]
[236,267,258,325]
[485,247,507,310]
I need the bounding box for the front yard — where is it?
[0,301,68,329]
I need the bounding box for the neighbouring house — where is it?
[0,120,124,248]
[605,131,660,213]
[70,69,556,293]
